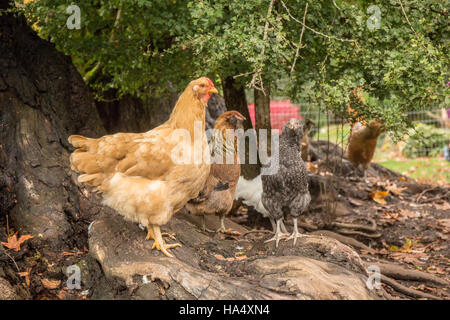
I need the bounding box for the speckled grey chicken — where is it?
[261,118,311,247]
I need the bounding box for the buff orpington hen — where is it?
[68,77,218,257]
[185,111,245,234]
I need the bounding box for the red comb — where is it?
[205,77,214,87]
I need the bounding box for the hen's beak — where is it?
[208,87,218,94]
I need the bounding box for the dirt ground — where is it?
[231,164,450,299]
[0,154,448,300]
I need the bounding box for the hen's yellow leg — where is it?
[146,228,176,242]
[146,228,154,240]
[150,224,181,257]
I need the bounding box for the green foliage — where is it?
[402,123,450,158]
[10,0,449,138]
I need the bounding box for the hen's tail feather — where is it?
[77,173,106,187]
[69,135,111,187]
[70,152,101,174]
[68,135,96,150]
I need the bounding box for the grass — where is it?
[378,158,450,184]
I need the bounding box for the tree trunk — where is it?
[222,76,260,179]
[222,77,252,129]
[254,84,272,157]
[95,91,178,134]
[0,5,105,247]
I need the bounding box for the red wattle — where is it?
[203,93,211,102]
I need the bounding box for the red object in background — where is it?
[247,100,302,131]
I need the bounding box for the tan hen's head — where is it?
[190,77,218,103]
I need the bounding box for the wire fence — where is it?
[255,103,450,158]
[308,109,449,158]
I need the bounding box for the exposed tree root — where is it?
[419,191,450,204]
[363,261,450,287]
[298,221,318,231]
[416,187,437,203]
[416,187,449,203]
[332,218,381,238]
[333,218,377,232]
[381,275,442,300]
[310,230,376,254]
[335,229,382,239]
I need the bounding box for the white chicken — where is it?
[235,175,287,233]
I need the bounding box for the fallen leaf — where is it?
[385,183,407,196]
[18,268,32,287]
[214,254,225,260]
[370,189,389,204]
[398,208,419,220]
[223,229,241,236]
[390,252,427,265]
[1,233,34,251]
[389,238,416,253]
[41,278,61,290]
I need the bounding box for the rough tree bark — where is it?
[95,92,178,134]
[254,84,272,162]
[0,3,106,247]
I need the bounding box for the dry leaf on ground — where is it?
[1,233,34,251]
[385,183,407,196]
[370,189,389,204]
[18,268,32,287]
[398,208,419,221]
[389,238,416,253]
[41,278,61,290]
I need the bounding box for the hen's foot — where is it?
[150,224,181,258]
[285,217,304,246]
[146,229,176,241]
[265,219,288,247]
[152,242,181,251]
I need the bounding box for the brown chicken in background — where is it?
[68,77,218,257]
[185,111,245,233]
[345,119,384,179]
[345,89,384,179]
